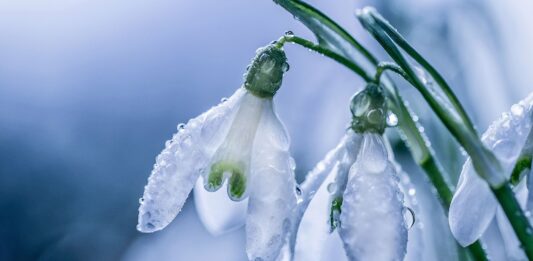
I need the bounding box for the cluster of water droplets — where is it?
[137,88,245,233]
[338,133,408,261]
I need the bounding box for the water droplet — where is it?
[165,139,173,147]
[386,112,398,127]
[284,30,294,36]
[366,109,384,124]
[511,104,525,117]
[177,123,185,131]
[270,40,278,45]
[289,157,296,170]
[295,185,302,195]
[403,207,416,229]
[139,197,144,204]
[282,62,290,72]
[327,182,338,194]
[220,97,228,103]
[418,126,425,133]
[408,188,416,196]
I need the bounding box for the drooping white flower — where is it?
[449,92,533,257]
[295,84,409,261]
[137,44,297,261]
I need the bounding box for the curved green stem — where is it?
[374,62,411,85]
[277,35,373,82]
[366,8,477,136]
[357,7,533,258]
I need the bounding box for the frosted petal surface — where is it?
[193,176,248,236]
[137,88,245,232]
[246,102,297,261]
[449,92,533,244]
[339,133,407,261]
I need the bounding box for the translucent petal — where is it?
[137,88,245,233]
[193,176,248,236]
[246,102,297,261]
[339,133,407,261]
[449,92,533,244]
[294,131,361,261]
[449,160,497,246]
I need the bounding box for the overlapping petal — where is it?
[449,92,533,245]
[137,88,245,232]
[294,131,362,261]
[246,101,297,261]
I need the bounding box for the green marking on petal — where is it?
[205,161,247,200]
[329,196,343,232]
[228,171,247,201]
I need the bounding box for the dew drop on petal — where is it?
[511,104,525,117]
[177,123,185,131]
[403,207,416,229]
[327,182,338,194]
[220,97,228,103]
[284,30,294,36]
[295,185,302,196]
[408,188,416,196]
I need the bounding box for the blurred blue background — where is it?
[1,0,531,260]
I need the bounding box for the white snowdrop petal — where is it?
[246,103,297,261]
[137,88,245,233]
[449,160,497,246]
[339,133,407,261]
[294,131,362,261]
[193,177,248,236]
[449,92,533,244]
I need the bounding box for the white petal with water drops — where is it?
[339,133,407,261]
[246,102,297,261]
[137,88,245,233]
[193,177,248,236]
[449,92,533,245]
[294,131,362,261]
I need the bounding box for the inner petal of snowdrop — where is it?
[205,92,268,201]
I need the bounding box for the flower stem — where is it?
[357,6,533,258]
[277,35,372,82]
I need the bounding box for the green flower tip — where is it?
[329,196,343,232]
[244,44,289,98]
[206,161,247,201]
[350,82,387,134]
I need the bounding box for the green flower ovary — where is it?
[350,82,388,134]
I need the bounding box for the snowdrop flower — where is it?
[449,92,533,259]
[295,84,408,261]
[137,44,297,261]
